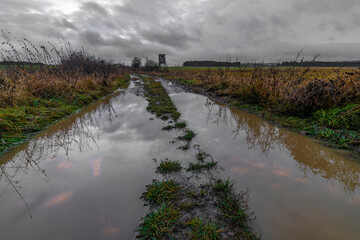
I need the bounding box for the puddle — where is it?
[0,91,185,240]
[166,85,360,240]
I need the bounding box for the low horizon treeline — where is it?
[279,60,360,67]
[183,60,360,68]
[183,61,241,67]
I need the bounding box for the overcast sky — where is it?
[1,0,360,65]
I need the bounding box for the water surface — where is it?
[0,90,174,239]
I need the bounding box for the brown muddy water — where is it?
[1,78,360,240]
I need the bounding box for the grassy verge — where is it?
[0,74,130,154]
[231,101,360,151]
[153,69,360,153]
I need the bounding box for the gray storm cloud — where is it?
[1,0,360,65]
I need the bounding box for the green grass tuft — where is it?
[137,204,179,239]
[175,120,188,129]
[162,125,174,131]
[213,179,258,240]
[157,159,182,174]
[213,179,234,195]
[187,160,217,172]
[178,130,197,142]
[143,179,181,205]
[187,218,221,240]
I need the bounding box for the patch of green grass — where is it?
[156,159,182,174]
[187,160,217,172]
[143,179,181,205]
[0,99,80,153]
[213,179,258,240]
[313,104,360,130]
[178,130,197,142]
[137,204,179,239]
[213,179,234,195]
[266,109,360,150]
[175,120,187,128]
[143,77,181,121]
[162,120,188,131]
[175,120,188,129]
[187,218,221,240]
[0,74,130,154]
[162,125,174,131]
[231,100,360,151]
[115,75,131,89]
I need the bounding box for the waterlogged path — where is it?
[0,76,359,239]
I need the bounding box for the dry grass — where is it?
[154,67,360,116]
[151,66,360,151]
[0,33,131,153]
[0,67,129,108]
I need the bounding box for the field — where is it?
[153,66,360,152]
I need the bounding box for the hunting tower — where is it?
[158,54,166,68]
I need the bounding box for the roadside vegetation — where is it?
[152,66,360,152]
[0,33,130,154]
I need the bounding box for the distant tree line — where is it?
[182,60,360,68]
[183,61,241,67]
[0,61,44,66]
[279,61,360,67]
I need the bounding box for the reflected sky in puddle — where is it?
[44,190,75,208]
[0,91,180,240]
